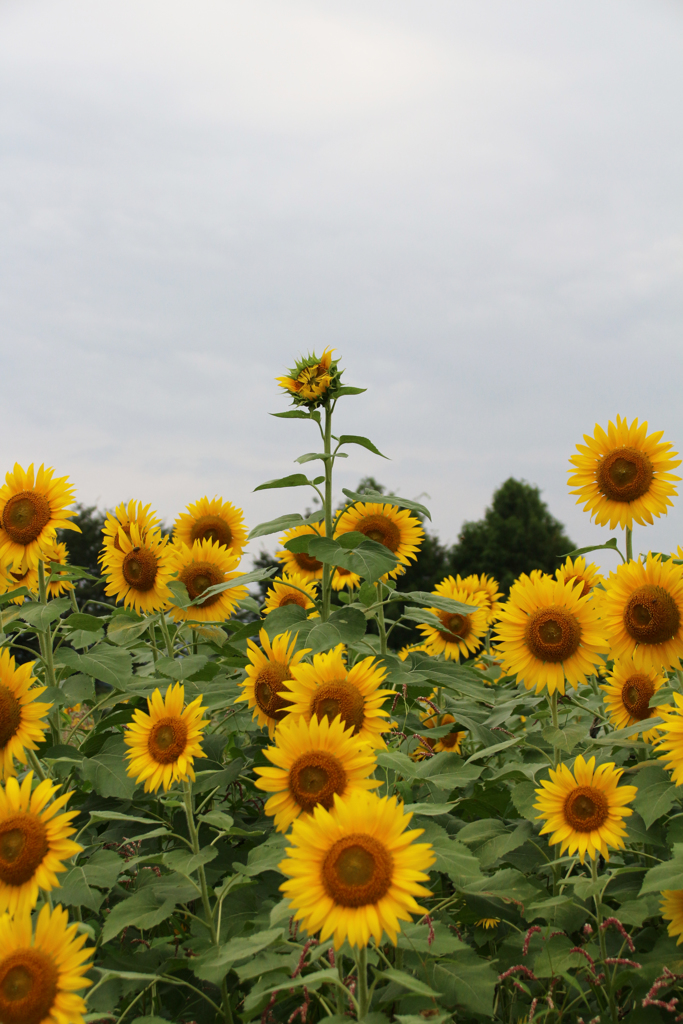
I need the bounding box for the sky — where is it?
[1,0,682,571]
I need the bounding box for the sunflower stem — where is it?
[159,611,175,658]
[354,944,369,1019]
[27,747,48,782]
[38,560,60,745]
[591,855,618,1024]
[376,584,388,657]
[321,398,333,623]
[549,690,560,766]
[625,526,633,562]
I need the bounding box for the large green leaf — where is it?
[192,929,285,984]
[634,765,680,829]
[79,736,137,799]
[306,536,397,582]
[155,654,208,679]
[336,434,389,459]
[399,591,479,615]
[247,510,324,540]
[19,597,71,630]
[306,622,343,654]
[377,969,440,997]
[342,488,431,521]
[640,847,683,894]
[433,953,497,1015]
[60,644,133,688]
[101,886,178,943]
[254,474,314,492]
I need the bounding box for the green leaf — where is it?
[294,451,338,464]
[162,847,217,878]
[57,867,104,911]
[61,644,133,688]
[433,953,497,1015]
[561,537,621,558]
[19,597,71,630]
[337,434,389,459]
[200,810,235,831]
[511,780,540,822]
[460,820,532,868]
[328,606,367,643]
[307,536,398,582]
[107,615,153,646]
[84,849,124,889]
[335,386,367,396]
[377,969,440,997]
[542,722,589,753]
[634,765,680,829]
[306,622,343,655]
[405,802,455,816]
[233,833,288,877]
[270,409,316,419]
[261,604,309,638]
[101,887,178,943]
[342,488,431,521]
[399,591,479,615]
[79,736,137,799]
[248,510,325,540]
[192,929,285,984]
[412,752,483,790]
[254,474,314,492]
[155,654,208,680]
[641,849,683,894]
[64,612,102,632]
[464,867,539,905]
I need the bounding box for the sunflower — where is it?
[0,902,93,1024]
[100,499,162,555]
[263,573,318,615]
[494,573,607,695]
[661,890,683,945]
[279,790,434,949]
[568,416,681,530]
[555,555,604,598]
[454,573,503,623]
[124,683,207,792]
[253,714,379,832]
[417,578,489,662]
[167,538,246,623]
[277,523,326,583]
[0,564,38,606]
[398,643,428,661]
[101,523,174,614]
[654,693,683,785]
[534,754,637,863]
[0,463,79,573]
[334,502,424,580]
[174,495,248,559]
[600,657,667,742]
[0,650,52,781]
[285,645,395,748]
[475,918,500,930]
[276,348,338,406]
[331,565,361,591]
[418,711,467,754]
[41,540,74,599]
[0,773,82,915]
[237,630,308,737]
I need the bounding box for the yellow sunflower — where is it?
[655,693,683,785]
[0,650,52,781]
[600,657,667,742]
[174,495,248,559]
[418,710,467,754]
[277,523,326,583]
[661,890,683,945]
[398,643,428,661]
[0,463,79,573]
[100,499,162,555]
[494,573,607,695]
[263,573,318,615]
[568,416,681,530]
[0,564,38,606]
[555,555,604,598]
[276,347,337,404]
[41,540,74,598]
[0,772,82,915]
[279,790,434,949]
[331,565,361,591]
[101,523,174,614]
[124,683,207,793]
[286,645,395,749]
[0,902,93,1024]
[417,577,489,661]
[534,754,637,863]
[454,573,504,623]
[237,630,308,737]
[168,538,246,623]
[475,918,500,930]
[600,554,683,672]
[334,502,424,580]
[253,714,379,832]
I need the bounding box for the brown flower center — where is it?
[439,730,463,750]
[311,681,365,734]
[621,673,656,719]
[596,446,654,503]
[525,607,581,662]
[293,551,323,573]
[0,949,59,1024]
[255,662,293,721]
[113,523,132,552]
[564,786,609,832]
[0,686,21,748]
[0,814,49,886]
[148,716,188,763]
[438,611,471,644]
[190,514,234,549]
[277,591,308,608]
[179,561,224,606]
[122,546,158,591]
[2,493,51,546]
[623,584,680,645]
[563,573,591,598]
[322,834,393,907]
[288,751,347,813]
[356,515,400,552]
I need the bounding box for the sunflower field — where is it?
[2,352,683,1024]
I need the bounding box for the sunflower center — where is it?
[0,814,49,886]
[621,673,656,719]
[179,561,224,606]
[624,585,680,645]
[596,447,654,503]
[277,592,308,608]
[439,730,463,750]
[311,681,365,734]
[564,573,591,598]
[113,523,132,552]
[322,834,393,907]
[255,663,293,721]
[148,716,188,763]
[289,751,347,813]
[190,514,233,549]
[524,607,581,663]
[2,492,51,546]
[564,786,609,832]
[122,546,158,591]
[356,515,400,553]
[293,551,323,573]
[0,685,21,748]
[0,949,59,1024]
[438,611,471,643]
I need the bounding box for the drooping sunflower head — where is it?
[277,523,326,583]
[331,565,361,591]
[494,573,608,695]
[124,683,207,792]
[276,348,340,407]
[254,713,379,832]
[279,790,434,949]
[285,645,395,748]
[263,573,318,615]
[398,643,429,661]
[237,630,308,736]
[600,553,683,671]
[100,499,162,557]
[661,890,683,945]
[600,657,667,742]
[534,754,637,863]
[168,538,246,623]
[418,708,467,754]
[654,692,683,786]
[40,540,74,598]
[454,573,504,623]
[0,902,93,1024]
[0,650,52,781]
[555,555,604,599]
[173,495,248,559]
[101,523,174,614]
[0,563,38,606]
[568,416,681,530]
[475,917,501,930]
[417,577,489,662]
[0,463,80,573]
[0,772,82,915]
[335,502,424,580]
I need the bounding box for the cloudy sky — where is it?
[1,0,682,570]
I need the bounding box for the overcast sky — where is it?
[1,0,682,571]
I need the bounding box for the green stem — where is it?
[354,945,369,1019]
[376,585,387,657]
[38,561,60,745]
[159,612,175,658]
[321,398,333,623]
[592,856,618,1024]
[549,690,559,767]
[69,589,79,613]
[625,526,633,562]
[27,747,48,782]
